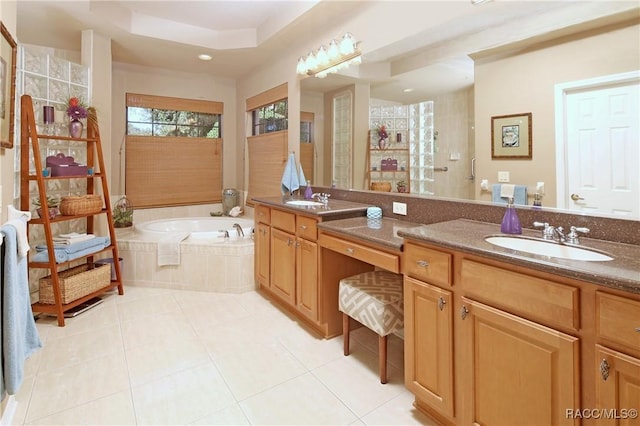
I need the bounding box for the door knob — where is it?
[571,193,584,201]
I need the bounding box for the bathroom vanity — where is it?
[398,219,640,426]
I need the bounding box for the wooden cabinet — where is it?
[460,297,580,426]
[404,276,454,419]
[20,94,124,326]
[594,292,640,425]
[256,204,320,327]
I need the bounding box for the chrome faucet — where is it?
[553,226,567,243]
[533,222,589,244]
[233,223,245,238]
[566,226,590,244]
[312,192,331,204]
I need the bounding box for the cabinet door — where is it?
[296,238,318,321]
[404,276,454,419]
[270,228,296,305]
[255,222,270,288]
[595,345,640,426]
[461,297,580,426]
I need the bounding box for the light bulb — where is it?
[315,46,329,66]
[296,57,307,75]
[305,51,317,71]
[327,40,339,60]
[339,33,355,55]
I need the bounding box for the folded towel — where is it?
[492,184,528,205]
[52,234,96,245]
[281,152,300,195]
[36,236,109,254]
[7,206,31,258]
[157,232,190,266]
[0,224,42,396]
[33,237,110,263]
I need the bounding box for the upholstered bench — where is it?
[338,270,404,384]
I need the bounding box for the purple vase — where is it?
[69,118,83,138]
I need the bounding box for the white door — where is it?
[564,79,639,216]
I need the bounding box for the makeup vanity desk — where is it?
[316,216,421,337]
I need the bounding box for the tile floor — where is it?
[13,286,437,425]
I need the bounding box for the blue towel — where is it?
[281,152,300,195]
[33,237,110,263]
[35,236,109,254]
[492,184,528,205]
[1,224,43,396]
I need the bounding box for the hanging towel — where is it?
[281,152,300,195]
[0,224,43,396]
[7,206,31,258]
[492,184,528,205]
[157,232,190,266]
[298,163,307,186]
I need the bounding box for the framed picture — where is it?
[491,112,532,159]
[0,22,17,149]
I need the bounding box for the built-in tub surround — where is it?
[116,216,254,293]
[316,187,640,246]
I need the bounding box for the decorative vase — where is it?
[378,138,387,150]
[69,118,83,138]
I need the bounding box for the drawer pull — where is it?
[300,225,307,230]
[346,248,355,254]
[416,260,429,268]
[460,305,469,320]
[600,359,610,381]
[438,297,446,311]
[636,327,640,333]
[287,238,293,246]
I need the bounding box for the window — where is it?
[252,99,288,135]
[125,93,224,208]
[127,107,221,138]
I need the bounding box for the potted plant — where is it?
[396,180,408,193]
[33,195,60,219]
[113,196,133,228]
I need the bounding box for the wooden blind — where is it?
[247,130,288,206]
[125,94,223,208]
[246,83,288,111]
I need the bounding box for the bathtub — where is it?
[117,216,255,293]
[135,217,254,240]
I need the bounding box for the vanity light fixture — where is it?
[296,33,361,78]
[198,54,212,61]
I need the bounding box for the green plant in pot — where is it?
[33,195,60,219]
[396,180,408,193]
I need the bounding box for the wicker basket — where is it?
[39,263,111,304]
[371,181,392,192]
[59,194,102,215]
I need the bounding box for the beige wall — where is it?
[474,22,640,207]
[0,1,16,223]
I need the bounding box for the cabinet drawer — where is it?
[404,242,452,287]
[271,209,296,233]
[319,233,400,273]
[461,259,579,331]
[596,291,640,352]
[296,215,318,241]
[255,205,271,224]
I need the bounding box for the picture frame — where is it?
[0,22,17,149]
[491,112,532,159]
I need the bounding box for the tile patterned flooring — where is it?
[13,286,437,425]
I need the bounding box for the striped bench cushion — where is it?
[338,270,404,336]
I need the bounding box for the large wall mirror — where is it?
[300,4,639,220]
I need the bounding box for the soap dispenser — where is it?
[304,181,313,200]
[501,198,522,234]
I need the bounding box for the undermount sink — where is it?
[285,200,324,207]
[484,236,614,261]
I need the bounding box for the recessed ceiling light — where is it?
[198,54,212,61]
[403,88,414,93]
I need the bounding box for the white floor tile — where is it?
[17,286,425,426]
[240,373,357,425]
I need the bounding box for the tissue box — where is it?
[46,153,88,177]
[381,158,398,171]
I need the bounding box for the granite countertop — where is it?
[252,196,372,217]
[398,219,640,294]
[317,216,422,251]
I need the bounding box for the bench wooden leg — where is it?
[379,334,387,384]
[343,313,350,356]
